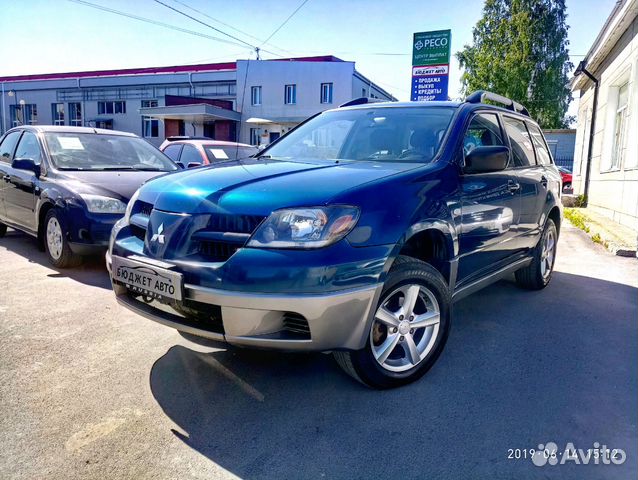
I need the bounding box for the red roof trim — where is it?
[0,56,346,83]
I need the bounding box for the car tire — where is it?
[44,210,82,268]
[0,222,6,238]
[562,182,572,192]
[334,256,451,389]
[515,218,557,290]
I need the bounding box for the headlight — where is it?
[247,206,360,249]
[123,190,140,222]
[81,194,127,214]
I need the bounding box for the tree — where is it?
[456,0,573,128]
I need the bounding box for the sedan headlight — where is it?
[80,194,127,214]
[247,206,360,249]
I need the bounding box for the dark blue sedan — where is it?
[0,126,178,267]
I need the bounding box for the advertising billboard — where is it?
[411,29,451,102]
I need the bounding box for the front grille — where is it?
[282,312,311,338]
[197,214,265,262]
[208,214,264,234]
[198,240,240,261]
[136,201,153,217]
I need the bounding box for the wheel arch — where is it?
[390,220,458,287]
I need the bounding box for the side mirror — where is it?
[12,157,41,177]
[187,162,202,169]
[464,146,509,174]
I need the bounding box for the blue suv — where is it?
[108,91,562,389]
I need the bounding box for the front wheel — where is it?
[44,210,82,268]
[515,218,557,290]
[334,256,451,389]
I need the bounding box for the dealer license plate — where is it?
[112,255,183,301]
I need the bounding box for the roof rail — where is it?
[465,90,529,116]
[339,97,385,108]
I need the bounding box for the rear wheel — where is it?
[0,222,6,238]
[334,256,451,389]
[515,218,557,290]
[44,210,82,268]
[562,182,572,192]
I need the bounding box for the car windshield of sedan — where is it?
[204,145,258,162]
[44,132,178,171]
[263,106,456,163]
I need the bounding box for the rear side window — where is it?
[463,113,506,156]
[14,132,42,165]
[0,131,22,163]
[527,123,552,165]
[503,116,536,167]
[163,144,182,162]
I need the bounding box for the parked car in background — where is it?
[557,166,573,192]
[159,137,258,167]
[108,91,562,389]
[0,126,179,267]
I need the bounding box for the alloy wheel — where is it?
[370,284,441,372]
[540,228,556,280]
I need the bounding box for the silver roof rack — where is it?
[465,90,529,116]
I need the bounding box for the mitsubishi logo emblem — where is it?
[151,223,165,244]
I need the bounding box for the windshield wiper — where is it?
[92,166,163,171]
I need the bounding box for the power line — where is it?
[260,0,311,47]
[68,0,248,49]
[152,0,255,49]
[169,0,293,55]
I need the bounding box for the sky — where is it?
[0,0,619,113]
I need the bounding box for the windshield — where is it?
[264,106,456,162]
[204,145,258,162]
[44,132,178,171]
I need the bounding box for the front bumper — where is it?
[107,251,383,351]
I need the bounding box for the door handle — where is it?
[507,180,520,193]
[2,175,10,182]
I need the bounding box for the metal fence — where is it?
[554,156,574,170]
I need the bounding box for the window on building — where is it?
[141,100,159,138]
[69,103,82,126]
[52,103,65,125]
[503,116,536,167]
[284,84,296,105]
[321,83,333,104]
[609,82,628,170]
[362,87,366,97]
[250,128,259,146]
[251,86,262,106]
[10,104,37,127]
[98,101,126,115]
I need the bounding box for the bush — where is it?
[574,194,587,208]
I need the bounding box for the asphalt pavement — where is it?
[0,222,636,479]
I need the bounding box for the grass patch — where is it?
[564,208,590,233]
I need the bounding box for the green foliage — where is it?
[574,194,587,207]
[564,208,589,232]
[456,0,574,128]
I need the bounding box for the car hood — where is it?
[137,158,420,215]
[56,170,171,200]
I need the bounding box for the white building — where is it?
[571,0,638,230]
[0,56,395,148]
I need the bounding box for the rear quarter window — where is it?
[527,123,553,165]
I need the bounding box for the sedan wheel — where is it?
[43,210,82,268]
[46,216,64,260]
